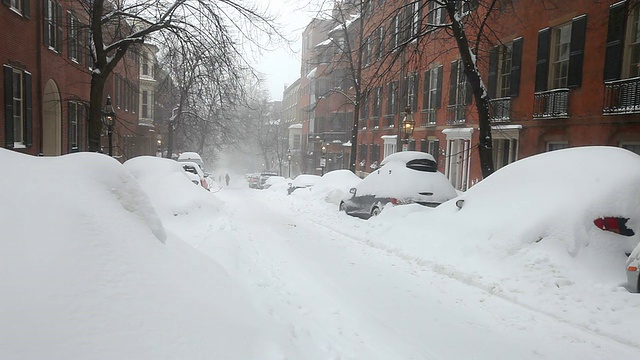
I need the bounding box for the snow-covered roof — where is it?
[288,123,303,129]
[330,14,360,34]
[315,38,332,47]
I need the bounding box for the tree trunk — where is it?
[88,75,107,152]
[446,3,495,178]
[349,104,359,173]
[166,120,175,159]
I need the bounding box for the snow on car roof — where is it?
[380,151,435,166]
[178,152,203,160]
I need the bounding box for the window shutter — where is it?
[568,15,587,88]
[77,22,83,64]
[535,28,551,92]
[56,3,63,52]
[24,0,30,18]
[449,61,458,105]
[603,3,626,81]
[4,65,14,148]
[465,76,473,105]
[423,70,430,109]
[420,139,427,152]
[386,82,391,114]
[68,102,73,152]
[86,28,92,67]
[43,0,50,46]
[388,16,395,52]
[412,73,419,112]
[2,0,9,6]
[67,14,72,58]
[435,65,443,108]
[78,104,84,150]
[510,37,523,97]
[24,71,32,147]
[487,46,498,99]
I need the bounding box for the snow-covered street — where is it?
[3,151,640,359]
[168,180,640,359]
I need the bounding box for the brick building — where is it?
[1,0,156,160]
[344,0,640,190]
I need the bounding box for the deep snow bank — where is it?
[0,150,279,359]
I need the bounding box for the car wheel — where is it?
[371,206,381,217]
[339,202,347,212]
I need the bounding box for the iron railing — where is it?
[446,104,466,124]
[533,88,569,119]
[603,77,640,115]
[421,109,437,126]
[488,97,511,122]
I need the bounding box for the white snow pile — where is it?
[305,169,362,205]
[362,146,640,346]
[0,149,283,359]
[124,156,221,218]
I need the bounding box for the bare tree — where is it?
[83,0,278,152]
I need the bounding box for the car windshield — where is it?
[183,166,197,175]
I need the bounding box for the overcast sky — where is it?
[254,0,319,101]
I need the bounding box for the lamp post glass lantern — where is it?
[401,107,415,151]
[321,145,327,175]
[101,95,116,156]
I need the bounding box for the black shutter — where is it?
[67,14,72,58]
[420,139,427,152]
[2,0,10,6]
[568,15,587,88]
[487,46,499,99]
[465,76,473,105]
[24,71,32,147]
[23,0,30,18]
[510,37,523,97]
[412,73,419,112]
[401,75,408,111]
[68,102,73,152]
[78,104,84,150]
[449,61,458,105]
[603,3,626,81]
[86,28,92,67]
[56,3,62,52]
[4,65,14,148]
[43,0,49,46]
[423,70,430,109]
[535,28,551,92]
[386,82,391,114]
[435,65,443,108]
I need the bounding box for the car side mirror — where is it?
[456,199,465,209]
[349,188,356,195]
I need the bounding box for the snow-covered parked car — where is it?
[627,244,640,293]
[339,151,457,219]
[181,161,209,191]
[177,152,205,172]
[262,175,286,189]
[288,174,322,195]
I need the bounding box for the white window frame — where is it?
[623,5,640,78]
[550,22,572,89]
[497,43,513,98]
[12,69,24,145]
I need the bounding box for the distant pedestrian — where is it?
[225,173,230,186]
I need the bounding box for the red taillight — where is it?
[390,198,399,205]
[629,266,639,272]
[593,217,635,236]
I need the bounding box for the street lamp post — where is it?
[321,144,327,175]
[287,149,292,178]
[401,106,415,151]
[101,95,116,156]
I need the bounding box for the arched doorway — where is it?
[42,79,61,156]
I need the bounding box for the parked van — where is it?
[177,152,205,171]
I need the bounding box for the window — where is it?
[492,137,518,170]
[551,23,571,89]
[142,55,149,76]
[382,136,397,158]
[372,86,382,120]
[44,0,62,52]
[68,13,82,63]
[142,91,148,118]
[448,60,471,123]
[404,73,419,112]
[624,5,640,78]
[3,65,32,148]
[363,37,371,66]
[535,15,587,91]
[375,26,385,60]
[8,0,29,16]
[428,139,440,165]
[423,66,442,124]
[546,142,568,151]
[360,92,369,123]
[389,14,400,51]
[427,0,445,30]
[411,0,421,38]
[68,101,84,152]
[293,134,301,149]
[488,38,523,98]
[386,80,398,116]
